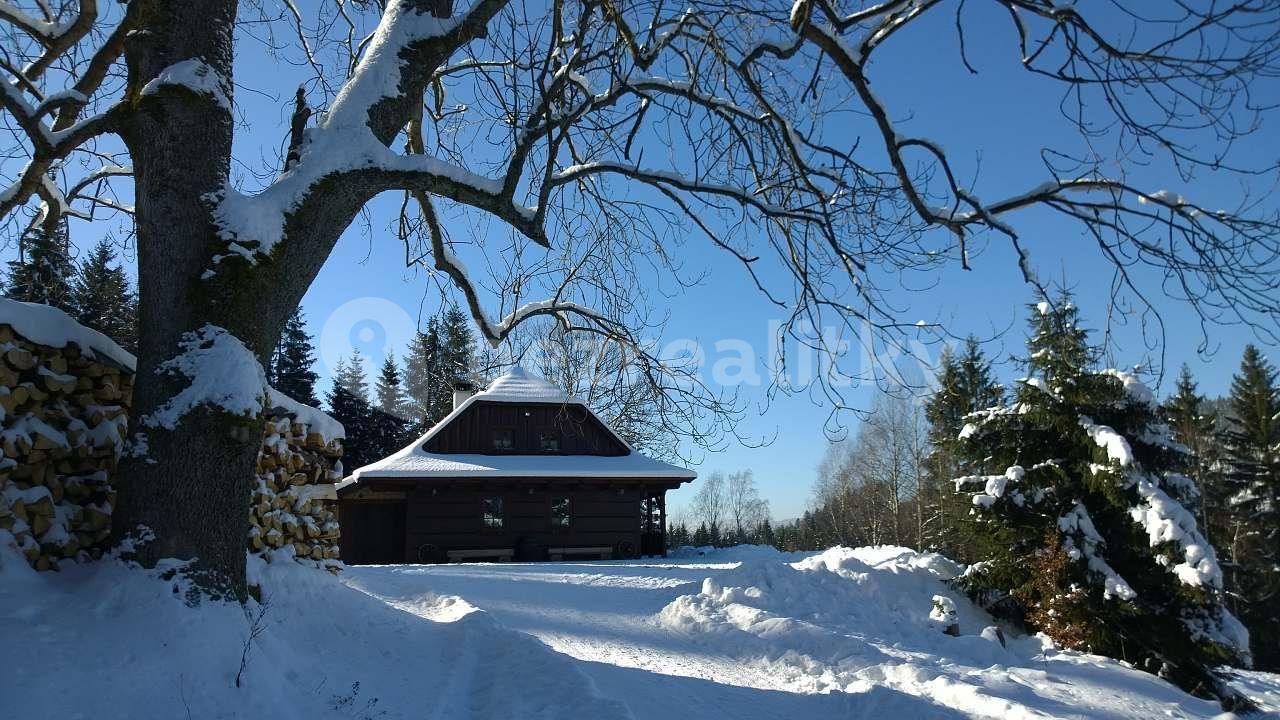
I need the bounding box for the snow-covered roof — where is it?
[344,451,695,486]
[415,364,628,451]
[474,365,573,404]
[0,297,135,370]
[345,366,694,485]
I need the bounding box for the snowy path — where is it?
[7,541,1277,719]
[344,547,1276,720]
[348,559,883,719]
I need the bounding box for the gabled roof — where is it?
[413,365,631,452]
[343,366,695,486]
[473,365,573,404]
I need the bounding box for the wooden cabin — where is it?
[337,366,695,564]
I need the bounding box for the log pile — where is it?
[248,394,344,572]
[0,324,131,571]
[0,299,346,573]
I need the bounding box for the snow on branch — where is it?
[142,326,267,431]
[1079,415,1135,467]
[207,0,522,272]
[1130,475,1223,589]
[140,59,232,112]
[1058,501,1137,601]
[0,1,131,229]
[321,0,473,133]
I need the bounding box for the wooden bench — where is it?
[446,548,514,563]
[548,546,613,561]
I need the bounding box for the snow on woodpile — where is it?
[251,394,344,571]
[0,299,344,572]
[0,301,131,570]
[0,297,135,371]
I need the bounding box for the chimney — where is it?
[452,380,477,409]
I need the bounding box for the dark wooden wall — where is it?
[338,500,406,565]
[403,483,660,560]
[424,401,628,455]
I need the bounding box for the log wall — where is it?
[424,401,628,455]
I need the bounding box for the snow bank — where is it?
[2,535,629,719]
[656,546,1241,718]
[666,544,790,561]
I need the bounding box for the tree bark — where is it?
[105,0,496,599]
[110,0,263,600]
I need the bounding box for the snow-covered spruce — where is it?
[953,295,1248,701]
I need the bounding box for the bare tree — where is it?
[690,469,727,536]
[3,0,1279,595]
[532,325,685,461]
[725,469,769,542]
[812,391,928,547]
[813,440,861,546]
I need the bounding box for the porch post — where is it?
[659,491,668,557]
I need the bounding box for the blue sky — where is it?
[8,3,1278,521]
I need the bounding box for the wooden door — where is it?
[340,501,405,565]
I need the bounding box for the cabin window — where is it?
[641,497,661,532]
[482,497,504,528]
[539,430,561,451]
[492,429,514,451]
[550,497,571,528]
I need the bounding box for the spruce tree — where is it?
[375,351,408,417]
[269,308,320,406]
[1220,345,1280,670]
[692,523,709,547]
[404,318,448,431]
[70,238,138,353]
[925,337,1003,558]
[440,304,477,389]
[326,351,375,472]
[956,294,1248,702]
[5,220,75,312]
[1163,366,1222,539]
[370,352,410,458]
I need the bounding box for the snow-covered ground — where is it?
[5,539,1277,719]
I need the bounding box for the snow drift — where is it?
[656,545,1265,719]
[0,534,628,720]
[7,537,1276,719]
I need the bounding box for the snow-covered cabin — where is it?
[337,366,695,564]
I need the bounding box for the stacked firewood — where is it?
[0,324,131,570]
[248,397,344,571]
[0,300,346,573]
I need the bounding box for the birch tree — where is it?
[3,0,1279,596]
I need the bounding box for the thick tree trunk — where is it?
[110,0,269,600]
[104,0,485,599]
